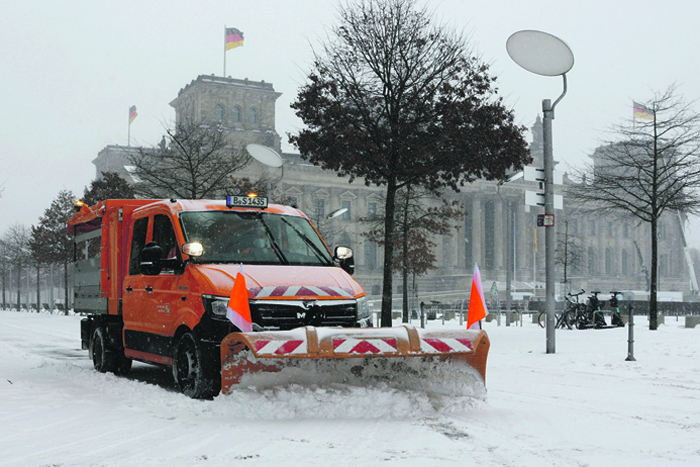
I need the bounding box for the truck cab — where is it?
[70,197,369,396]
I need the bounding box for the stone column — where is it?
[515,202,528,282]
[471,197,483,268]
[494,198,504,271]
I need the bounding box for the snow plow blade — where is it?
[220,325,489,394]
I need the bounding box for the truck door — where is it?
[122,216,165,360]
[123,214,187,365]
[147,214,185,340]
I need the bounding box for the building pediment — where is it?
[285,187,303,196]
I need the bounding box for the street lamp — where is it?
[507,30,574,354]
[246,144,285,199]
[327,208,348,220]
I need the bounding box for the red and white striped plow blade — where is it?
[220,325,490,393]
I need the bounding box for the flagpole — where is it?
[223,25,227,77]
[128,106,131,147]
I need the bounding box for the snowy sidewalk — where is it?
[1,311,699,466]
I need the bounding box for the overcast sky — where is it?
[2,0,700,248]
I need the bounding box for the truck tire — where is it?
[173,332,216,399]
[92,327,117,373]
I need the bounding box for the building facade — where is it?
[93,75,693,309]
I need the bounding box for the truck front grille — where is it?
[250,299,357,330]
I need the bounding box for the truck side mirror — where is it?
[334,246,355,275]
[140,241,164,276]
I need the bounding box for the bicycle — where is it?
[554,289,590,329]
[564,290,589,329]
[567,290,607,329]
[537,293,578,329]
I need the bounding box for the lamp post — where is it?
[507,30,574,354]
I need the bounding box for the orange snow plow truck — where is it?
[68,197,489,398]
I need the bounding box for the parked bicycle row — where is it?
[537,290,626,330]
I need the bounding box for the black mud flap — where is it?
[81,318,93,350]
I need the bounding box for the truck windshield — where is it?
[179,211,334,266]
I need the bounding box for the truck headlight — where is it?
[356,295,370,320]
[202,294,229,317]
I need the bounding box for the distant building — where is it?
[170,75,282,154]
[92,145,141,183]
[93,74,693,308]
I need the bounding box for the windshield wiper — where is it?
[257,213,289,265]
[280,217,331,265]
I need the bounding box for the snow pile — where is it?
[218,384,482,420]
[1,310,700,466]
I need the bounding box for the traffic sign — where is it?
[526,191,564,210]
[523,166,563,185]
[536,214,555,227]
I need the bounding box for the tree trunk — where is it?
[650,217,658,330]
[49,263,54,310]
[64,261,69,315]
[36,264,40,313]
[401,188,410,323]
[2,269,6,310]
[381,180,398,327]
[649,114,659,331]
[16,261,21,311]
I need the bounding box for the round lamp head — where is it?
[246,144,283,168]
[506,30,574,77]
[328,208,348,219]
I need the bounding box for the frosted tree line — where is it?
[1,173,134,312]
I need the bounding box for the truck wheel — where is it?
[92,327,116,373]
[173,332,215,399]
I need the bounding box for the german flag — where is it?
[633,101,654,120]
[225,27,244,51]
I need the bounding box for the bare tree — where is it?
[4,224,31,310]
[567,86,700,329]
[290,0,530,325]
[555,219,583,294]
[363,185,466,322]
[129,118,253,199]
[1,236,11,309]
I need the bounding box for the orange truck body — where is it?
[69,198,488,398]
[69,200,366,361]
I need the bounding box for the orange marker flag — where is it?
[226,265,252,332]
[467,263,489,330]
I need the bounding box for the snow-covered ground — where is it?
[1,309,699,466]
